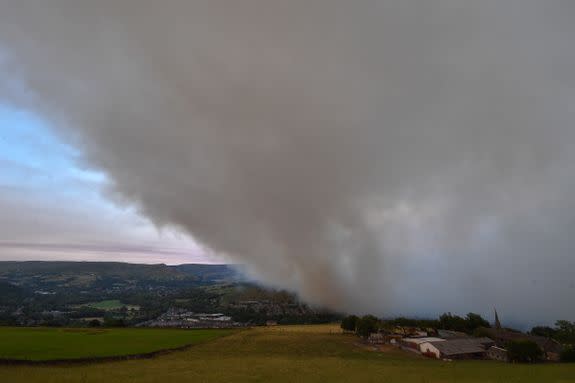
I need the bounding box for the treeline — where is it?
[341,312,491,338]
[228,308,339,326]
[530,320,575,345]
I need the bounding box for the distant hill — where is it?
[0,261,239,284]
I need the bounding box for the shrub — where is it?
[530,326,558,339]
[560,345,575,362]
[507,340,543,363]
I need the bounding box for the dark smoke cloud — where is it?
[1,1,574,326]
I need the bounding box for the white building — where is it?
[400,337,445,353]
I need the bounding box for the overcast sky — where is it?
[0,1,574,327]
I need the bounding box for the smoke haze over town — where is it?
[1,1,575,327]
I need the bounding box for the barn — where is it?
[400,337,445,353]
[419,338,494,360]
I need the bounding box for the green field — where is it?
[0,327,233,361]
[0,325,574,382]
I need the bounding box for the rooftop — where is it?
[402,337,445,345]
[426,338,493,356]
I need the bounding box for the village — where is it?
[136,307,248,329]
[360,311,564,363]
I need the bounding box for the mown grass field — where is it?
[1,324,574,382]
[0,327,233,361]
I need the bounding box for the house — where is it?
[481,328,563,361]
[536,337,563,362]
[419,338,494,360]
[486,309,563,361]
[487,346,509,362]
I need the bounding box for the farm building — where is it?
[368,333,385,344]
[392,327,428,337]
[368,333,403,345]
[400,337,445,353]
[419,338,494,360]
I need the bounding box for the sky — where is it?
[0,103,218,264]
[0,1,574,327]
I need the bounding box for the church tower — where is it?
[494,308,502,330]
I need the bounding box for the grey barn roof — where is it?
[428,338,493,356]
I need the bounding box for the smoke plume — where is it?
[1,1,574,326]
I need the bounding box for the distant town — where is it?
[0,261,338,328]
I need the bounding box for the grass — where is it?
[0,327,233,361]
[0,324,574,382]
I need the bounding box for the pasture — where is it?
[0,327,233,361]
[1,324,574,382]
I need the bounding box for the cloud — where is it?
[0,1,574,326]
[0,104,214,265]
[0,180,214,264]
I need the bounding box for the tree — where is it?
[439,312,490,334]
[560,345,575,363]
[555,320,575,344]
[356,315,379,338]
[341,315,359,332]
[507,340,543,363]
[88,319,101,327]
[473,327,490,338]
[386,317,439,329]
[439,313,467,332]
[530,326,557,339]
[465,313,490,332]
